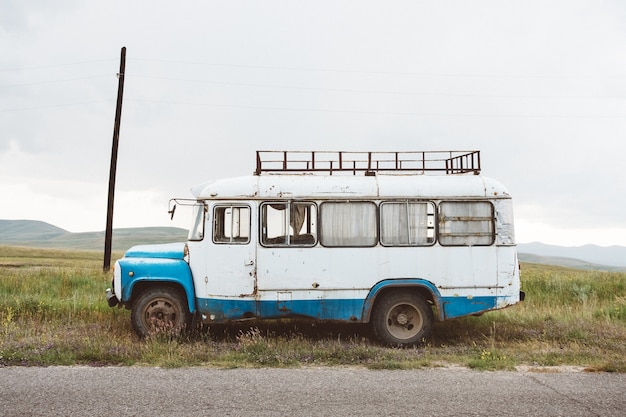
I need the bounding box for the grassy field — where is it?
[1,245,625,371]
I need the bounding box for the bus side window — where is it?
[213,205,251,244]
[261,202,317,246]
[438,201,494,246]
[380,201,435,246]
[319,201,378,247]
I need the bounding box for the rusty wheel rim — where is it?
[385,302,423,341]
[142,297,182,333]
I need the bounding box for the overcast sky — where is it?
[2,1,626,247]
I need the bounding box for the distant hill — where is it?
[0,219,188,252]
[517,242,626,271]
[0,219,68,241]
[517,253,626,272]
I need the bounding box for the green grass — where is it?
[1,246,625,371]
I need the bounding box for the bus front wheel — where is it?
[131,287,190,338]
[371,291,433,347]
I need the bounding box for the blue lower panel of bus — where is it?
[441,296,498,319]
[196,297,366,322]
[196,295,501,323]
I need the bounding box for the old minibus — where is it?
[107,151,523,346]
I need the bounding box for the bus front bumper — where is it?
[106,288,119,307]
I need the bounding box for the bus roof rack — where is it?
[255,150,481,176]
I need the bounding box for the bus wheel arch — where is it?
[369,287,435,347]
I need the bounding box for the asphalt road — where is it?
[0,366,624,416]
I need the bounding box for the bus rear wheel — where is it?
[371,291,433,347]
[131,287,190,338]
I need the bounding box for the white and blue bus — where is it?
[107,151,523,346]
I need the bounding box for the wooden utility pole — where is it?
[103,47,126,271]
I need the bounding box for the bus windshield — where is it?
[188,202,206,241]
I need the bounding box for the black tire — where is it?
[371,291,434,347]
[131,287,191,338]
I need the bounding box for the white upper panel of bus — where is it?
[191,174,511,200]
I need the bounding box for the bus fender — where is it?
[362,279,444,322]
[118,257,196,314]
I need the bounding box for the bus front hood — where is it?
[124,242,187,260]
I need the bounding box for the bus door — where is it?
[204,203,256,296]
